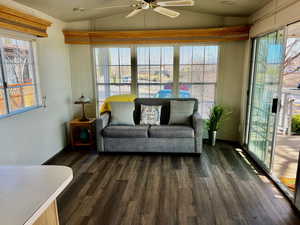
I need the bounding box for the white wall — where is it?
[69,45,96,119]
[0,0,72,165]
[217,41,247,141]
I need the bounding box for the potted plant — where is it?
[206,105,230,146]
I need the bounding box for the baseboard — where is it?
[42,145,70,165]
[98,151,201,156]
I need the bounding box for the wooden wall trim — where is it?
[0,5,51,37]
[63,25,250,45]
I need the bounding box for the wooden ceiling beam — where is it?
[0,5,51,26]
[0,5,51,37]
[63,25,250,45]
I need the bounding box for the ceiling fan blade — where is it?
[156,0,194,6]
[153,7,180,18]
[126,8,143,18]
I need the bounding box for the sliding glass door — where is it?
[247,30,285,170]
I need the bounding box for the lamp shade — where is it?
[74,95,91,104]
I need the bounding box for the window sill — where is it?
[0,105,43,120]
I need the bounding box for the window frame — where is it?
[92,43,220,117]
[178,45,220,118]
[0,33,42,119]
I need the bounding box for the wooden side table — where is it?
[69,118,96,150]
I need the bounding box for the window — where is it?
[94,48,131,106]
[0,37,40,117]
[179,46,219,118]
[137,47,174,97]
[93,45,219,117]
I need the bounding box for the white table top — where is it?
[0,166,73,225]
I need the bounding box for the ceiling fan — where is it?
[73,0,194,19]
[126,0,194,18]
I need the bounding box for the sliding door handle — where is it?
[272,98,278,113]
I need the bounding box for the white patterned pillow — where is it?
[140,105,161,125]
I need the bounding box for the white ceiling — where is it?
[14,0,271,22]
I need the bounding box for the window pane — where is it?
[97,85,109,102]
[150,47,161,65]
[202,102,214,120]
[150,85,161,98]
[119,85,131,95]
[0,88,6,115]
[180,46,193,64]
[109,48,119,65]
[1,37,38,112]
[23,84,36,108]
[108,66,120,83]
[96,66,105,83]
[2,38,19,63]
[120,66,131,83]
[191,65,204,83]
[162,47,173,65]
[180,84,215,119]
[138,66,149,83]
[205,46,218,64]
[0,66,6,115]
[193,46,205,64]
[139,85,172,98]
[137,47,149,65]
[95,48,109,66]
[204,65,218,82]
[7,84,37,111]
[119,48,131,65]
[138,85,150,97]
[161,65,173,83]
[203,84,215,103]
[7,87,24,111]
[179,65,192,82]
[158,84,173,98]
[137,46,174,99]
[150,66,160,83]
[97,84,131,102]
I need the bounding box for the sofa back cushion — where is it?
[134,98,198,125]
[169,100,195,125]
[110,102,135,126]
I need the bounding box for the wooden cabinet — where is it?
[70,118,96,150]
[33,201,60,225]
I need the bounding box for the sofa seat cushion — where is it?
[103,125,149,138]
[149,125,194,138]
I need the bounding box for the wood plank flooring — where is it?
[47,142,300,225]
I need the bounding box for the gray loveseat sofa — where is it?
[96,98,203,154]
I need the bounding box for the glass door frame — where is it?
[245,28,287,173]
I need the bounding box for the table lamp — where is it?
[74,95,91,121]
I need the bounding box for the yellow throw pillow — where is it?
[100,94,137,113]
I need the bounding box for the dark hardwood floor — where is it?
[47,142,300,225]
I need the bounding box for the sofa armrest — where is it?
[96,112,110,152]
[97,112,110,129]
[193,112,203,130]
[193,112,203,154]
